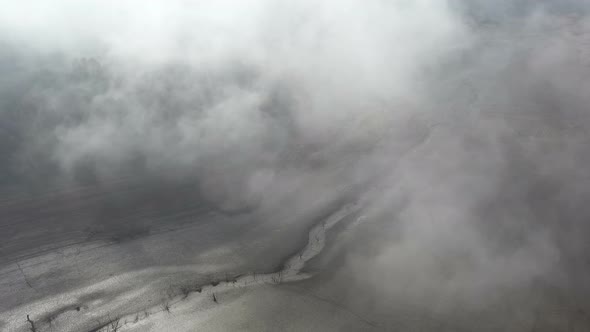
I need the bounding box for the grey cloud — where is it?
[2,1,590,330]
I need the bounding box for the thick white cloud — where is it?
[2,0,589,321]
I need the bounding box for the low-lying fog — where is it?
[1,1,590,331]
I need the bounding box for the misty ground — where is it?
[2,122,590,331]
[2,1,590,331]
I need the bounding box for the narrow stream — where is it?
[90,202,360,331]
